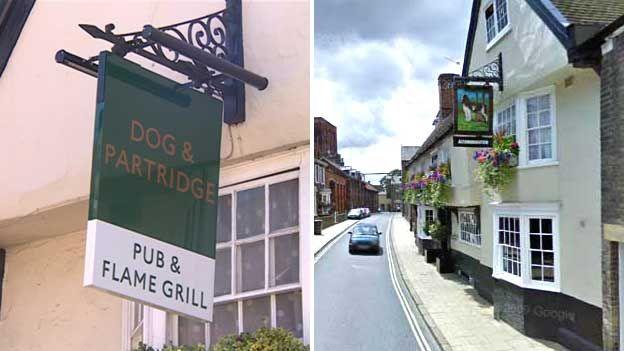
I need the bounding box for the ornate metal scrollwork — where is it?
[110,9,230,98]
[78,0,247,124]
[459,52,504,91]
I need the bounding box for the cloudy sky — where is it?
[313,0,472,184]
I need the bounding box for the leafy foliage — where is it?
[213,328,308,351]
[402,163,451,208]
[134,343,205,351]
[426,221,449,242]
[473,132,519,197]
[134,328,307,351]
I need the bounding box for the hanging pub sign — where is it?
[83,51,223,322]
[452,84,494,147]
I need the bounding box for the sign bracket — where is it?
[454,52,504,92]
[55,0,258,125]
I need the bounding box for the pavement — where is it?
[314,213,440,351]
[390,213,568,351]
[313,218,358,256]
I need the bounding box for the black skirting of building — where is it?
[450,249,603,351]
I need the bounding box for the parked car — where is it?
[347,208,363,219]
[361,207,371,217]
[348,223,382,254]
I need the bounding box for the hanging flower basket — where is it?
[473,132,519,197]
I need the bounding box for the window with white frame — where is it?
[484,0,509,43]
[459,210,481,246]
[493,207,558,290]
[418,206,436,236]
[130,302,144,350]
[495,104,516,137]
[314,164,325,185]
[175,172,303,347]
[526,94,553,162]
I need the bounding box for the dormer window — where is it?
[485,0,510,45]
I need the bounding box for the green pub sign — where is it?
[84,51,223,322]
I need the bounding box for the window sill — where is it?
[457,238,482,248]
[486,25,511,52]
[516,160,559,170]
[492,272,560,292]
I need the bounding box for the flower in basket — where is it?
[473,131,519,196]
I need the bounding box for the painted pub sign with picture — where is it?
[84,51,223,322]
[453,84,494,147]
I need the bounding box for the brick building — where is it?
[571,14,624,350]
[314,116,348,214]
[314,117,337,159]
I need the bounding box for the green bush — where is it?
[213,328,308,351]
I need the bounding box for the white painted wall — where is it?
[0,231,122,351]
[0,0,309,230]
[0,1,309,349]
[453,0,602,307]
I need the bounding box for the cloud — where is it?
[315,0,471,54]
[313,1,472,180]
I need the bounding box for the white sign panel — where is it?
[84,220,215,321]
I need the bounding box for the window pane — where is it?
[496,0,508,30]
[215,249,231,296]
[529,218,540,233]
[539,111,550,126]
[529,145,539,160]
[269,179,299,232]
[540,128,551,143]
[178,317,206,346]
[236,186,265,239]
[531,251,542,265]
[210,303,238,346]
[543,252,554,266]
[276,291,303,338]
[270,233,299,286]
[544,267,555,282]
[542,235,553,250]
[242,296,271,332]
[217,195,232,243]
[237,240,265,292]
[527,97,537,113]
[528,130,539,144]
[539,94,550,110]
[542,143,552,159]
[532,265,542,280]
[542,219,552,233]
[486,5,496,42]
[528,113,538,129]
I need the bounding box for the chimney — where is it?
[438,73,459,118]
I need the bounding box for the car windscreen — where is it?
[352,226,377,236]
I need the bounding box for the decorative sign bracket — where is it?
[55,0,264,125]
[454,53,504,92]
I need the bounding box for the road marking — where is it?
[386,214,433,351]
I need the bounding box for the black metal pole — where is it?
[55,50,98,78]
[142,25,268,90]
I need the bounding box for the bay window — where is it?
[493,205,559,291]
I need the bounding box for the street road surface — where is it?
[315,212,433,351]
